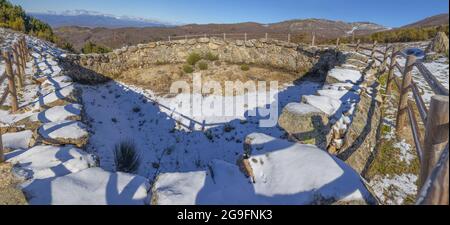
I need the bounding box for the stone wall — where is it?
[62,37,315,83]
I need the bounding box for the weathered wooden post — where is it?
[356,39,361,52]
[265,33,268,41]
[396,54,416,131]
[0,129,4,163]
[385,46,398,96]
[12,44,24,89]
[223,33,226,41]
[371,40,377,61]
[311,32,316,46]
[336,38,340,49]
[168,36,171,42]
[417,145,449,205]
[420,95,449,188]
[381,44,389,71]
[2,51,19,113]
[287,33,291,43]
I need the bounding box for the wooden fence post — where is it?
[385,46,398,96]
[244,33,247,42]
[311,32,316,46]
[336,38,340,49]
[12,44,24,89]
[371,41,377,61]
[223,33,226,41]
[2,51,19,113]
[265,33,268,41]
[396,54,416,131]
[420,95,449,188]
[356,39,361,52]
[381,44,389,71]
[0,130,4,163]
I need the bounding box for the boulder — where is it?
[38,120,89,148]
[426,32,449,54]
[278,103,331,149]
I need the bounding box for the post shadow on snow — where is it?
[52,49,376,204]
[36,104,80,124]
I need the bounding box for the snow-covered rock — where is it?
[326,68,363,84]
[278,103,330,149]
[38,120,88,147]
[6,145,95,180]
[22,168,151,205]
[152,133,375,205]
[33,85,78,110]
[302,95,342,115]
[31,104,82,123]
[1,130,33,150]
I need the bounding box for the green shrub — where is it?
[81,41,112,54]
[204,52,219,61]
[183,64,194,73]
[240,64,250,71]
[198,61,208,70]
[114,140,141,173]
[187,52,202,65]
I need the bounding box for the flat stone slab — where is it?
[302,95,342,116]
[33,85,78,110]
[6,145,95,180]
[278,103,330,148]
[38,120,88,147]
[21,168,151,205]
[31,104,82,123]
[152,133,375,205]
[326,68,363,85]
[1,130,33,150]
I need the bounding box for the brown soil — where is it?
[0,163,27,205]
[118,62,303,96]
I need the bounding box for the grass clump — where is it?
[204,52,219,61]
[198,61,208,70]
[187,52,202,65]
[240,64,250,71]
[183,64,194,73]
[114,140,141,173]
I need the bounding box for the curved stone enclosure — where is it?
[62,38,316,83]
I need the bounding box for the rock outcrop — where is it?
[426,32,449,54]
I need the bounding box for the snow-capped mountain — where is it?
[29,10,177,28]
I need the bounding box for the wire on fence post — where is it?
[396,54,416,131]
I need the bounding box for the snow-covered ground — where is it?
[81,80,321,180]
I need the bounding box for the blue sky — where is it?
[10,0,449,27]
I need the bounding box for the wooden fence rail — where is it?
[347,39,449,205]
[0,36,29,163]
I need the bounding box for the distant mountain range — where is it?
[41,10,447,52]
[402,13,449,28]
[53,18,389,51]
[29,10,176,28]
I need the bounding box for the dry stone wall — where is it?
[62,37,316,83]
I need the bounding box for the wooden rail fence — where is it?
[0,36,29,163]
[347,39,449,205]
